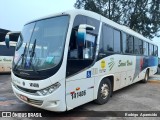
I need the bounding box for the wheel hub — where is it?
[101,84,109,99]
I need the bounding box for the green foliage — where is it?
[74,0,160,39]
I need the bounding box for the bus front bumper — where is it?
[11,83,66,112]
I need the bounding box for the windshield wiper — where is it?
[13,43,27,71]
[29,39,39,74]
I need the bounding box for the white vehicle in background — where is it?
[6,10,158,111]
[0,28,17,73]
[0,41,16,73]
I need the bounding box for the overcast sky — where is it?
[0,0,159,55]
[0,0,76,31]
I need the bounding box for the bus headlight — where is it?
[37,82,61,96]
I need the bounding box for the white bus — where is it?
[0,41,16,73]
[0,29,16,73]
[7,10,158,111]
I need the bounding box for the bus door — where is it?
[65,15,100,109]
[66,31,97,109]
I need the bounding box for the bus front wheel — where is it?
[94,79,112,105]
[142,70,149,83]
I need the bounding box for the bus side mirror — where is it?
[77,24,95,47]
[5,34,10,48]
[5,31,20,48]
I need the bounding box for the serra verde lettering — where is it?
[0,58,12,62]
[118,60,133,67]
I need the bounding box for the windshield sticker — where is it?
[86,71,91,78]
[45,57,54,64]
[25,59,31,68]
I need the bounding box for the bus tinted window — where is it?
[113,29,120,53]
[134,37,140,54]
[87,17,100,34]
[102,24,114,52]
[0,45,15,56]
[139,39,143,54]
[122,32,127,53]
[73,15,86,28]
[149,44,153,56]
[154,46,158,56]
[126,34,134,54]
[143,42,148,56]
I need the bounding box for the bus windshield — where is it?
[14,15,69,72]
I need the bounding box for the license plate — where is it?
[20,95,28,102]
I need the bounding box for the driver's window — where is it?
[66,15,100,77]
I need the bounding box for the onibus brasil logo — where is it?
[108,58,115,71]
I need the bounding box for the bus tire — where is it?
[142,70,149,83]
[94,78,112,105]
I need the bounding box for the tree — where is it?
[74,0,160,39]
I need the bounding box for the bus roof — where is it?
[25,9,155,46]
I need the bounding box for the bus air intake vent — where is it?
[28,98,43,106]
[15,92,43,106]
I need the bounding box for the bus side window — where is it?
[143,42,149,56]
[139,40,143,55]
[149,44,153,56]
[126,35,134,54]
[134,37,143,55]
[99,24,114,54]
[154,46,158,56]
[113,29,120,53]
[122,32,127,53]
[122,33,133,54]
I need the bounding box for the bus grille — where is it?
[28,98,43,106]
[15,93,43,106]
